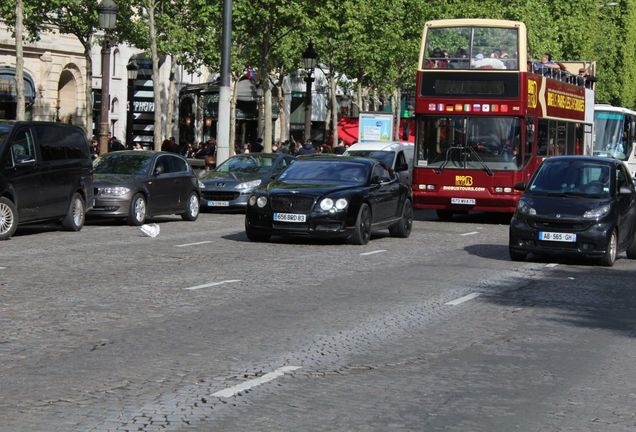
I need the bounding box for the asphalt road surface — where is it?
[1,210,635,431]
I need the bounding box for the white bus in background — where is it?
[593,104,636,176]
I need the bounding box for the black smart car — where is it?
[244,155,413,245]
[509,156,636,266]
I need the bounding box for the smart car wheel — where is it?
[389,199,413,238]
[600,229,618,267]
[351,203,372,245]
[0,197,18,241]
[509,247,527,262]
[61,193,85,231]
[181,191,200,221]
[128,193,147,226]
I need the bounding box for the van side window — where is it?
[10,128,36,164]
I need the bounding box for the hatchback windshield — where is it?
[94,153,153,175]
[278,161,369,185]
[212,155,275,177]
[346,150,394,166]
[529,160,612,197]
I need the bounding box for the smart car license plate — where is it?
[273,212,306,223]
[208,200,229,207]
[451,198,476,205]
[539,231,577,242]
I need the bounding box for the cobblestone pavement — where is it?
[1,210,635,431]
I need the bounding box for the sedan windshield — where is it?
[346,150,394,166]
[94,153,153,175]
[212,155,274,177]
[529,161,612,197]
[278,161,368,185]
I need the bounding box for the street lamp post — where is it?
[126,59,139,148]
[98,0,118,156]
[302,42,317,143]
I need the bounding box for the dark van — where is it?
[0,121,94,240]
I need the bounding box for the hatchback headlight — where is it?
[516,198,536,216]
[237,179,262,190]
[257,196,268,208]
[98,186,130,197]
[198,180,205,189]
[583,204,611,219]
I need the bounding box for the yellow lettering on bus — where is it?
[527,80,537,109]
[455,175,473,186]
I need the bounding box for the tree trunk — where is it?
[394,87,401,141]
[229,73,239,156]
[276,80,287,144]
[165,56,177,140]
[331,76,338,148]
[83,39,93,136]
[147,1,162,150]
[263,82,272,152]
[15,0,25,121]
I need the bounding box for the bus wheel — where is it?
[436,210,454,221]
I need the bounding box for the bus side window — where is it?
[537,119,549,157]
[525,117,534,163]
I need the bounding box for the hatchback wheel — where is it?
[389,199,413,238]
[351,203,372,245]
[0,197,18,241]
[600,230,617,267]
[61,193,85,231]
[181,191,200,221]
[128,193,147,226]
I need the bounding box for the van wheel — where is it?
[61,193,85,231]
[600,230,618,267]
[128,193,147,226]
[0,197,18,240]
[389,199,413,238]
[350,203,372,245]
[181,191,200,221]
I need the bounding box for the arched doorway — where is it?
[0,66,35,120]
[57,69,78,124]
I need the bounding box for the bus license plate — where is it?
[451,198,476,205]
[539,231,577,242]
[208,200,230,207]
[273,212,306,223]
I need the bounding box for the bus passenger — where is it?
[425,48,448,69]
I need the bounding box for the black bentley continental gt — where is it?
[244,155,413,245]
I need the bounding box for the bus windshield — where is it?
[423,26,518,71]
[416,116,522,171]
[593,111,631,161]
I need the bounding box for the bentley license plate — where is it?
[273,212,306,223]
[450,198,476,205]
[539,231,577,242]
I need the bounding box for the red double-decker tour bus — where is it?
[412,19,595,219]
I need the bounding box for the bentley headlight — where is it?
[335,198,348,210]
[248,195,257,206]
[516,198,536,216]
[237,179,262,190]
[583,204,611,219]
[98,186,130,197]
[256,196,268,208]
[320,198,334,211]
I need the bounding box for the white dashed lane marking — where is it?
[445,292,481,306]
[460,231,479,236]
[184,280,241,291]
[176,240,213,248]
[360,249,387,256]
[546,263,559,268]
[0,266,5,270]
[212,366,301,398]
